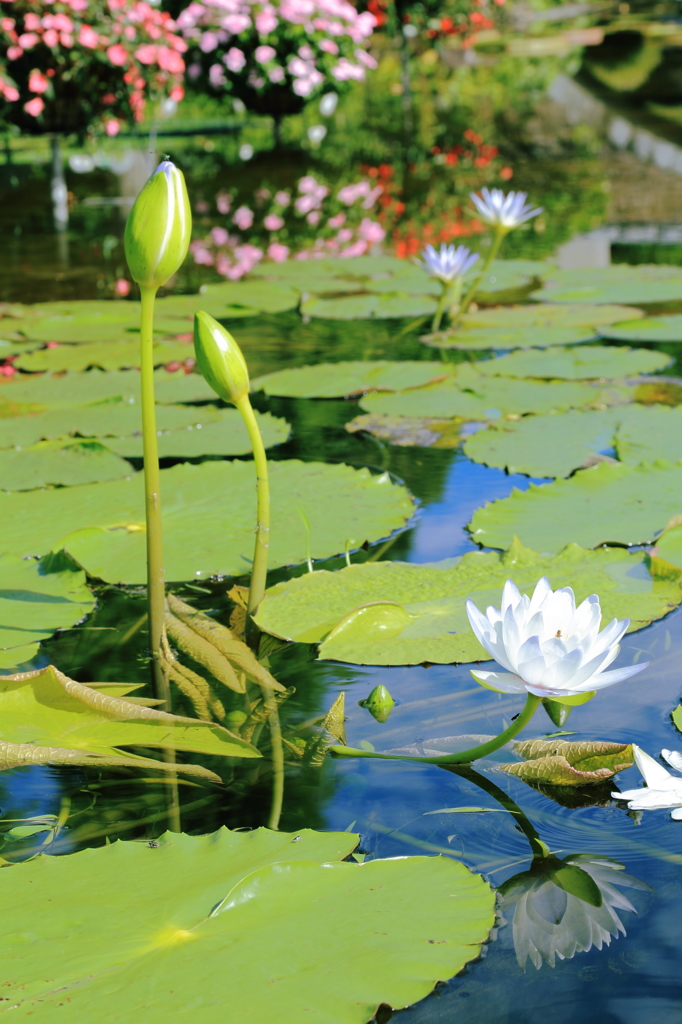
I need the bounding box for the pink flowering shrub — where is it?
[189,171,387,279]
[177,0,376,117]
[0,0,186,135]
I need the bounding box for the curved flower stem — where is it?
[431,278,463,333]
[445,762,546,857]
[458,228,505,319]
[139,285,170,710]
[236,394,270,649]
[329,692,542,764]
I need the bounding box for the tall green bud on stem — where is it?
[125,160,191,707]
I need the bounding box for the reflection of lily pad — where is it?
[420,326,597,350]
[0,828,494,1024]
[346,413,464,448]
[15,339,195,373]
[108,409,290,458]
[469,459,682,551]
[534,265,682,305]
[600,314,682,343]
[475,345,670,380]
[254,538,680,665]
[499,739,634,785]
[252,360,451,398]
[0,439,133,491]
[0,553,94,669]
[1,460,414,583]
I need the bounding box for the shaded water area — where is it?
[3,139,682,1023]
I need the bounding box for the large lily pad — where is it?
[533,265,682,305]
[254,538,680,665]
[107,409,290,459]
[615,405,682,465]
[0,828,494,1024]
[157,280,299,319]
[15,339,196,373]
[469,459,682,551]
[460,304,644,329]
[0,553,94,669]
[0,460,414,583]
[0,369,216,409]
[252,360,452,398]
[498,739,634,786]
[600,314,682,343]
[300,292,437,319]
[0,438,133,491]
[0,664,259,763]
[475,345,671,380]
[420,326,597,350]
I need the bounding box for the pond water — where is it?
[2,142,682,1023]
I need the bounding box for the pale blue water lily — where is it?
[614,745,682,819]
[466,577,648,699]
[469,187,543,231]
[418,243,479,283]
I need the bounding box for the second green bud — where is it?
[193,310,250,405]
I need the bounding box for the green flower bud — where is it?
[124,160,191,290]
[359,684,396,723]
[193,310,250,405]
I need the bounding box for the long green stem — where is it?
[266,689,284,830]
[329,693,542,764]
[458,228,505,319]
[445,763,546,857]
[431,281,450,333]
[237,394,270,644]
[139,285,170,709]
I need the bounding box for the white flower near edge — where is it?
[469,187,543,231]
[465,577,648,698]
[418,243,479,283]
[614,745,682,819]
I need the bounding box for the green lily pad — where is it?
[157,281,300,319]
[0,438,133,491]
[0,553,94,669]
[300,292,437,319]
[469,459,682,551]
[0,829,494,1024]
[359,365,619,420]
[108,409,290,458]
[0,369,217,410]
[346,413,464,448]
[533,265,682,305]
[420,326,597,350]
[615,404,682,465]
[600,314,682,342]
[460,303,644,329]
[475,345,671,380]
[252,360,452,398]
[463,408,622,479]
[14,339,196,373]
[0,460,414,583]
[499,738,634,785]
[0,663,259,768]
[254,538,680,665]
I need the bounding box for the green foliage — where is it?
[0,438,132,491]
[15,339,197,373]
[498,739,634,786]
[600,314,682,342]
[533,265,682,305]
[108,409,289,459]
[254,538,681,665]
[475,345,670,380]
[421,326,597,350]
[252,360,452,398]
[0,829,495,1023]
[0,553,94,669]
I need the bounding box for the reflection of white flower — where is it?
[418,243,479,283]
[502,855,645,970]
[469,187,543,231]
[466,577,647,698]
[615,745,682,819]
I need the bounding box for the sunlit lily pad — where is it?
[0,553,94,669]
[498,739,634,785]
[0,438,133,491]
[615,404,682,465]
[475,345,671,380]
[0,369,216,409]
[600,314,682,343]
[469,459,682,551]
[300,292,437,319]
[533,265,682,305]
[346,413,464,448]
[460,303,644,329]
[108,409,289,458]
[15,339,196,373]
[157,280,299,319]
[0,828,494,1024]
[252,360,451,398]
[1,460,414,583]
[254,538,680,665]
[420,326,597,350]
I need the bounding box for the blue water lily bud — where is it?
[359,684,396,723]
[193,310,250,405]
[125,160,191,290]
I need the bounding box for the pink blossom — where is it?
[79,24,99,47]
[355,48,377,69]
[200,30,219,52]
[264,213,284,231]
[2,85,19,101]
[336,228,353,242]
[233,205,254,230]
[358,217,385,243]
[224,46,245,72]
[190,242,214,266]
[268,242,290,262]
[17,32,39,49]
[158,47,184,71]
[60,33,74,47]
[306,211,320,225]
[340,240,368,257]
[331,58,364,81]
[328,212,346,228]
[42,29,58,47]
[107,43,128,65]
[24,14,40,31]
[135,43,156,64]
[221,14,251,33]
[298,44,314,60]
[105,119,120,136]
[319,39,338,54]
[255,7,278,33]
[337,182,369,205]
[299,175,321,194]
[170,84,185,101]
[7,47,23,61]
[211,226,229,245]
[268,66,284,82]
[209,62,225,86]
[362,185,383,209]
[274,191,290,206]
[255,44,276,63]
[114,278,131,296]
[53,13,73,31]
[216,191,231,214]
[28,70,49,94]
[23,96,44,117]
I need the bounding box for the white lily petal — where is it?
[633,744,676,788]
[670,807,682,820]
[466,600,495,647]
[661,749,682,773]
[584,662,649,691]
[470,669,528,694]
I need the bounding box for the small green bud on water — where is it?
[359,684,396,723]
[194,310,250,405]
[125,160,191,290]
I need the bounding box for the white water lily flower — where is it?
[466,577,648,698]
[418,243,479,283]
[469,187,543,231]
[614,745,682,819]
